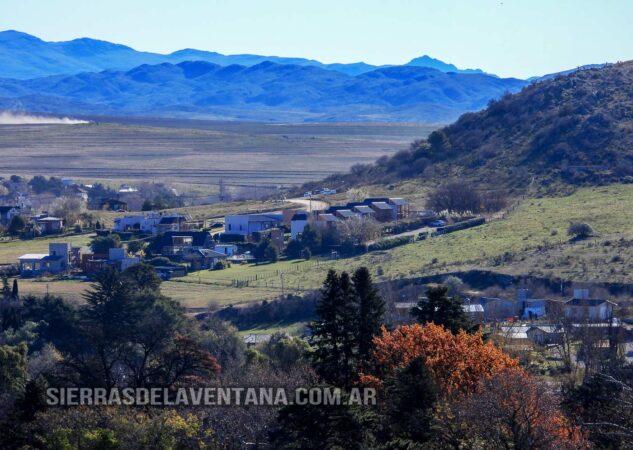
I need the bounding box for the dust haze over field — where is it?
[0,116,433,186]
[0,111,89,125]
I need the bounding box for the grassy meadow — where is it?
[8,184,633,307]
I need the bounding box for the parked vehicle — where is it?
[429,219,447,227]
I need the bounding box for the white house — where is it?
[290,212,309,240]
[224,213,283,237]
[113,212,190,235]
[214,244,238,256]
[19,243,71,277]
[564,298,616,321]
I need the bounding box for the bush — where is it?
[213,260,229,270]
[301,247,312,260]
[285,239,303,259]
[568,222,593,240]
[219,233,245,243]
[367,236,413,252]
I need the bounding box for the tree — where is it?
[7,215,26,236]
[353,267,385,363]
[442,368,588,450]
[90,234,121,254]
[310,270,342,384]
[411,285,471,334]
[568,222,594,240]
[0,343,28,394]
[95,221,101,230]
[285,239,303,259]
[338,216,381,245]
[199,316,246,375]
[51,197,85,228]
[299,224,321,254]
[362,323,518,394]
[270,390,376,450]
[264,244,279,263]
[427,181,482,214]
[11,279,18,300]
[142,199,153,211]
[563,368,633,448]
[122,263,161,292]
[381,356,439,446]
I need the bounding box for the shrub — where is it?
[568,222,593,240]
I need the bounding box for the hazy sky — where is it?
[1,0,632,78]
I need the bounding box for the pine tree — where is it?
[353,267,385,362]
[339,271,359,387]
[411,285,470,334]
[310,270,342,384]
[11,279,18,300]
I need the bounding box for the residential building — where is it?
[564,298,616,321]
[19,242,71,277]
[108,247,140,271]
[290,212,309,239]
[479,297,519,321]
[333,209,359,220]
[369,202,397,222]
[183,248,227,271]
[113,212,190,235]
[224,213,283,237]
[35,216,63,234]
[462,303,485,323]
[527,325,564,345]
[214,244,238,256]
[351,205,375,218]
[160,231,213,256]
[63,185,88,202]
[0,206,20,225]
[100,198,128,211]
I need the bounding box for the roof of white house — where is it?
[463,304,484,313]
[19,253,49,260]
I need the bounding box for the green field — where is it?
[10,184,633,307]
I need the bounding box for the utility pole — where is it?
[218,178,225,202]
[280,272,285,297]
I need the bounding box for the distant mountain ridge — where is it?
[0,59,527,122]
[0,30,491,79]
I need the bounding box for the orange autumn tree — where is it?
[361,323,518,394]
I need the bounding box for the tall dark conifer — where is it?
[411,284,470,334]
[339,271,359,387]
[353,267,385,362]
[310,270,342,384]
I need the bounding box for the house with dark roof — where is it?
[35,216,63,234]
[183,248,227,271]
[351,205,375,218]
[161,231,213,256]
[368,202,397,222]
[100,198,128,211]
[333,209,360,220]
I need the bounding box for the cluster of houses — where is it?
[223,197,411,243]
[395,288,622,351]
[0,205,64,236]
[18,242,140,277]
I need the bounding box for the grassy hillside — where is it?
[322,61,633,191]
